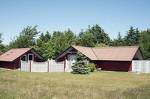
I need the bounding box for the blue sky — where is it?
[0,0,150,44]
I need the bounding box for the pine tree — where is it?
[124,26,140,45]
[112,32,124,46]
[39,31,51,43]
[72,52,90,74]
[89,24,110,45]
[135,28,140,44]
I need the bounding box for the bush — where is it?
[86,63,96,72]
[71,52,90,74]
[72,63,90,74]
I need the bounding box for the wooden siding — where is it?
[0,58,20,69]
[93,61,132,72]
[0,51,44,69]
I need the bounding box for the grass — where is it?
[0,69,150,99]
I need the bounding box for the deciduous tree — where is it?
[140,29,150,59]
[9,26,39,48]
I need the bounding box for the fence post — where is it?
[64,57,66,72]
[20,58,21,71]
[29,61,31,72]
[48,60,49,72]
[20,60,21,71]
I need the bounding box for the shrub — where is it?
[71,52,90,74]
[72,63,90,74]
[86,63,96,72]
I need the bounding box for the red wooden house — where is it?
[55,45,143,72]
[0,48,44,69]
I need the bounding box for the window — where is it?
[21,55,27,61]
[28,54,34,61]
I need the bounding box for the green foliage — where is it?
[111,26,150,59]
[89,24,110,45]
[111,27,140,47]
[78,30,95,47]
[0,44,6,52]
[39,31,51,42]
[139,29,150,59]
[95,43,109,47]
[124,27,140,46]
[78,24,110,47]
[34,29,76,59]
[0,33,7,52]
[0,33,2,44]
[86,63,96,72]
[72,63,90,74]
[71,52,90,74]
[4,24,150,60]
[9,26,39,48]
[33,31,54,60]
[112,32,125,46]
[0,33,3,52]
[33,39,54,60]
[51,29,76,58]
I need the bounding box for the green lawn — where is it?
[0,69,150,99]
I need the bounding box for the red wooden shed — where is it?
[55,45,143,72]
[0,48,44,69]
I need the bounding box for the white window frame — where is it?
[22,55,27,61]
[28,54,34,61]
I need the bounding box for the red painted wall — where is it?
[0,61,15,69]
[0,58,20,69]
[0,51,44,69]
[93,61,132,72]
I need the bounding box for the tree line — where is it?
[0,24,150,59]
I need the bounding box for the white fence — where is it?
[31,61,48,72]
[132,60,150,73]
[21,60,71,72]
[21,61,30,72]
[49,60,65,72]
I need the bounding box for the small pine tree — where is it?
[71,52,90,74]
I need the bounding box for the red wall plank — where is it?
[94,61,132,72]
[0,58,20,69]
